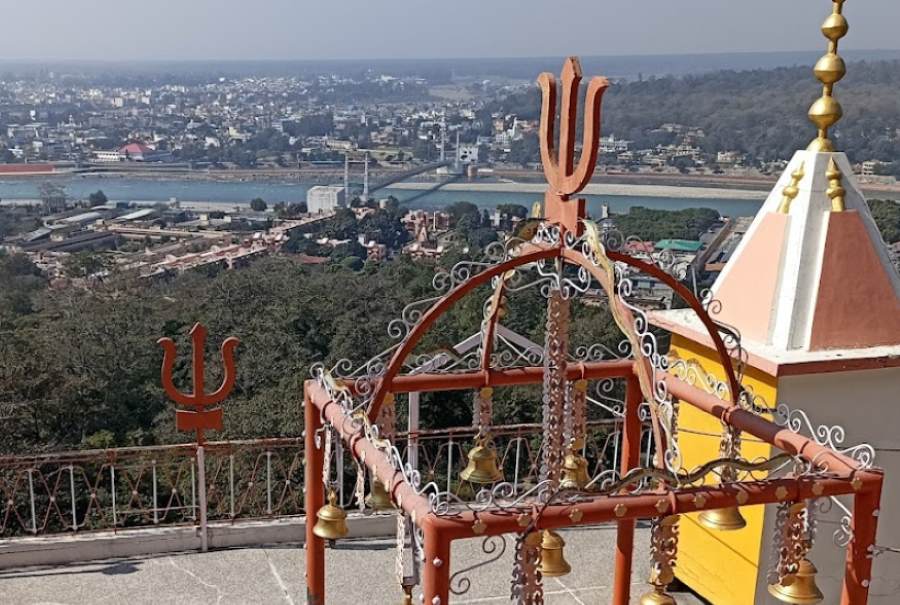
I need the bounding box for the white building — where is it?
[457,144,479,164]
[93,150,125,162]
[307,186,346,214]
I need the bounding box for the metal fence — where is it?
[0,420,650,539]
[0,438,304,538]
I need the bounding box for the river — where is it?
[0,175,767,217]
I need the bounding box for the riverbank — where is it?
[23,165,900,200]
[388,180,768,201]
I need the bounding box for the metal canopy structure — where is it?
[302,57,882,605]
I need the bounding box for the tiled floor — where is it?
[0,526,704,604]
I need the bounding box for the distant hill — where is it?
[488,59,900,164]
[2,49,900,81]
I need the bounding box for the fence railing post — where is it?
[152,460,159,525]
[110,465,118,530]
[27,468,37,534]
[266,450,272,515]
[513,438,523,495]
[190,458,197,521]
[446,436,454,494]
[69,464,77,532]
[229,453,235,519]
[197,446,209,552]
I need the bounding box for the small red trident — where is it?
[537,57,610,236]
[158,323,239,444]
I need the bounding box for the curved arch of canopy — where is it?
[366,242,741,427]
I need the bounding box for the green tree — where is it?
[496,204,529,219]
[62,251,112,279]
[869,199,900,244]
[88,190,108,207]
[250,197,268,212]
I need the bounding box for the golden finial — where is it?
[807,0,849,152]
[777,162,806,213]
[826,157,846,212]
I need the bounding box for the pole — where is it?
[362,151,369,201]
[197,446,209,552]
[304,388,326,605]
[408,392,420,471]
[612,374,642,604]
[422,520,451,605]
[343,153,349,201]
[840,482,883,604]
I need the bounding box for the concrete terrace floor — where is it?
[0,526,706,604]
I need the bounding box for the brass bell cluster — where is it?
[640,515,680,605]
[559,438,591,490]
[699,424,747,531]
[460,431,504,484]
[313,489,349,541]
[767,502,823,604]
[538,530,572,577]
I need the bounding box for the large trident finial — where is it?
[537,57,609,234]
[158,323,239,444]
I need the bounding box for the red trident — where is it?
[158,323,239,444]
[537,57,610,235]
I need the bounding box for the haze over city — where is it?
[1,0,900,61]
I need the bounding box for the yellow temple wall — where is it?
[669,335,776,605]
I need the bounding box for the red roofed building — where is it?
[118,143,153,161]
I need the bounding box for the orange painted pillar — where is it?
[841,480,883,605]
[304,388,326,605]
[422,520,451,605]
[612,374,642,604]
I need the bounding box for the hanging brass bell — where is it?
[559,441,591,490]
[698,505,747,531]
[639,586,677,605]
[538,530,572,577]
[768,558,824,604]
[460,434,504,484]
[313,489,349,541]
[401,583,413,605]
[365,477,394,511]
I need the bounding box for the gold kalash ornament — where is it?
[538,530,572,577]
[312,489,349,541]
[460,432,504,484]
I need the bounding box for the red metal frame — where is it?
[302,56,883,604]
[305,365,882,604]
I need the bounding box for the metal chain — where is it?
[541,290,569,485]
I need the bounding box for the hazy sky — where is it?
[3,0,899,61]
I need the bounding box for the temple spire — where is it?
[807,0,849,152]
